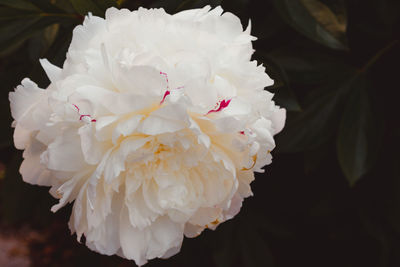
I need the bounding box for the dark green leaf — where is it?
[271,84,302,112]
[301,0,347,42]
[240,226,275,267]
[52,0,76,13]
[0,6,38,21]
[27,24,60,62]
[69,0,102,16]
[303,142,331,174]
[0,5,77,56]
[95,0,118,11]
[337,79,380,186]
[0,6,78,22]
[42,26,73,67]
[0,0,39,11]
[69,0,117,17]
[276,78,351,153]
[0,16,64,53]
[30,0,66,13]
[267,44,353,85]
[0,17,40,56]
[272,0,348,50]
[257,53,301,111]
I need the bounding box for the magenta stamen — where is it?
[207,99,231,115]
[73,104,80,112]
[160,71,170,104]
[158,71,184,104]
[160,71,169,89]
[72,104,96,123]
[160,90,170,104]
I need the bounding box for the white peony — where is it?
[9,5,285,266]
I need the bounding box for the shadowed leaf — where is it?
[267,44,353,85]
[301,0,347,44]
[0,5,77,57]
[0,0,40,11]
[69,0,117,16]
[337,79,381,186]
[276,79,351,153]
[273,0,348,50]
[256,53,301,111]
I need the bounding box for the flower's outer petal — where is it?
[44,129,86,172]
[101,93,154,115]
[184,79,217,110]
[161,243,182,259]
[85,192,122,256]
[79,124,108,165]
[146,216,184,260]
[69,183,89,240]
[126,187,158,229]
[105,7,132,27]
[95,115,119,141]
[119,205,184,266]
[183,223,204,238]
[271,106,286,134]
[173,5,212,20]
[237,170,255,198]
[13,124,31,150]
[70,83,156,116]
[138,104,190,135]
[39,58,62,83]
[188,207,222,226]
[119,205,149,266]
[103,137,151,183]
[9,78,45,129]
[216,11,244,40]
[20,139,52,186]
[67,14,106,57]
[223,191,243,220]
[51,170,89,212]
[252,117,276,146]
[112,115,143,144]
[214,116,245,133]
[112,65,167,95]
[142,179,164,214]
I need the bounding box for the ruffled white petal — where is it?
[39,58,62,83]
[20,139,52,186]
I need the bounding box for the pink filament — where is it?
[160,90,171,104]
[72,104,80,112]
[73,104,96,122]
[159,71,184,104]
[160,71,169,89]
[207,99,231,115]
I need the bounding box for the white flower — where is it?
[9,5,285,266]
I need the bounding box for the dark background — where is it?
[0,0,399,266]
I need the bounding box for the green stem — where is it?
[360,40,399,73]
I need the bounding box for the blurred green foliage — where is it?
[0,0,399,266]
